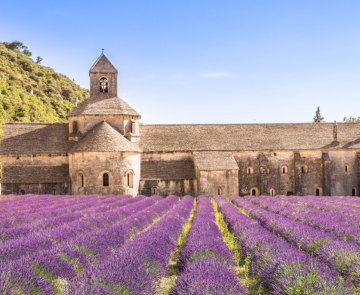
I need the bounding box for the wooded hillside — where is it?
[0,41,89,181]
[0,41,89,136]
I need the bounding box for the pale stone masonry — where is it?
[1,53,360,197]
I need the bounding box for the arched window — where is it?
[52,189,56,195]
[72,121,78,134]
[281,165,288,174]
[270,188,276,196]
[127,171,133,188]
[78,173,84,188]
[153,187,158,195]
[301,165,308,173]
[316,187,322,196]
[247,167,253,175]
[103,173,109,187]
[99,77,108,93]
[20,189,25,195]
[345,164,350,173]
[352,187,356,196]
[217,187,222,195]
[250,187,258,196]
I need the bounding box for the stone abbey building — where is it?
[1,53,360,197]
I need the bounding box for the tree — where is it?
[343,116,360,122]
[313,106,324,122]
[7,41,28,51]
[23,49,32,57]
[36,56,43,64]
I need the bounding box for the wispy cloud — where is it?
[202,71,231,78]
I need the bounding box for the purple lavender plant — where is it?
[67,195,194,295]
[172,196,248,295]
[215,195,355,294]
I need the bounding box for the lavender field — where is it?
[0,194,360,294]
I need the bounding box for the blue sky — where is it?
[1,0,360,124]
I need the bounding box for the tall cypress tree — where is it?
[313,106,324,122]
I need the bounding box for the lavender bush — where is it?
[172,195,248,295]
[215,195,354,294]
[231,195,360,286]
[68,195,194,295]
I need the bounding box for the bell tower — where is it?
[89,52,118,98]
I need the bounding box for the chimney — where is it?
[333,121,338,141]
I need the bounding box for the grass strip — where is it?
[212,198,267,295]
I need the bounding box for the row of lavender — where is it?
[1,194,176,293]
[172,195,247,295]
[235,195,360,287]
[214,196,354,294]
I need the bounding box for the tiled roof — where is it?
[70,121,142,153]
[141,159,196,180]
[137,123,360,151]
[0,123,73,155]
[2,165,70,183]
[89,52,118,74]
[67,96,140,117]
[193,151,239,170]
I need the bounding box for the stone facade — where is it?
[1,53,360,197]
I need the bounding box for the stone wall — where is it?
[139,179,197,197]
[196,169,239,198]
[1,183,69,195]
[2,154,68,166]
[69,151,140,196]
[139,152,197,197]
[233,150,359,196]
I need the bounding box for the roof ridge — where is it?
[4,122,66,125]
[141,122,348,126]
[89,52,117,73]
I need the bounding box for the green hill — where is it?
[0,41,89,182]
[0,41,89,136]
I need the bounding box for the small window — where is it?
[153,187,158,195]
[72,121,78,134]
[52,189,56,195]
[217,188,222,195]
[316,189,320,196]
[127,171,133,188]
[20,189,25,195]
[78,173,84,188]
[103,173,109,187]
[281,165,288,174]
[345,164,350,173]
[99,77,108,93]
[247,167,253,175]
[270,188,276,196]
[266,167,270,174]
[286,191,294,196]
[301,165,308,173]
[352,187,356,196]
[252,189,256,196]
